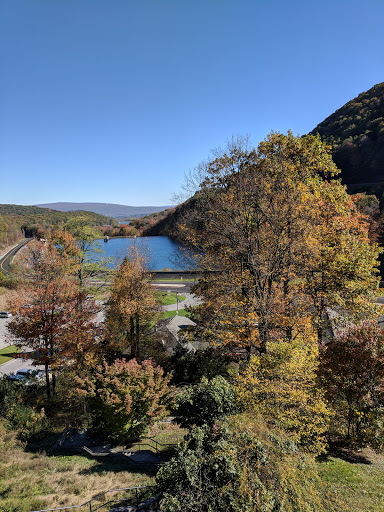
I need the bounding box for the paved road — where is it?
[161,292,201,311]
[0,317,12,350]
[0,238,31,274]
[0,353,45,377]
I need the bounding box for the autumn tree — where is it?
[318,320,384,450]
[7,237,100,398]
[180,132,380,353]
[104,246,159,359]
[235,332,330,455]
[77,358,173,443]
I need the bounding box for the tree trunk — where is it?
[52,371,56,396]
[44,361,50,399]
[130,316,136,358]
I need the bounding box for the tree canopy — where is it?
[177,132,381,353]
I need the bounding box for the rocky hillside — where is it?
[310,82,384,193]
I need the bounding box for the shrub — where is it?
[156,414,343,512]
[3,399,50,441]
[167,346,232,384]
[0,274,19,289]
[0,376,50,441]
[173,376,237,428]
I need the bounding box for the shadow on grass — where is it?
[319,446,372,465]
[78,458,159,477]
[0,349,20,364]
[24,433,161,477]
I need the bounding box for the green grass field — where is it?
[155,291,185,306]
[0,345,20,365]
[317,448,384,511]
[0,420,185,512]
[159,309,190,320]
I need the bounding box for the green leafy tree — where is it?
[173,376,237,428]
[77,358,173,443]
[63,216,106,289]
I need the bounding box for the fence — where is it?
[30,485,156,512]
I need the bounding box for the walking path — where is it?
[161,292,201,311]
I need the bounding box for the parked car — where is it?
[8,369,44,384]
[0,311,12,318]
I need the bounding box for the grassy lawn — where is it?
[155,291,185,306]
[317,448,384,511]
[159,309,191,320]
[0,345,20,365]
[0,419,186,512]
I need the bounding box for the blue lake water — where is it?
[92,236,193,271]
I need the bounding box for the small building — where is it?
[156,315,203,355]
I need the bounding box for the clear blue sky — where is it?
[1,0,383,206]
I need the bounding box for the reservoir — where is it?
[92,236,193,271]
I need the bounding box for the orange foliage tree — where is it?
[77,358,173,442]
[104,246,159,359]
[7,234,100,398]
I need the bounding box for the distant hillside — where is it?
[144,84,384,239]
[311,82,384,192]
[143,194,207,241]
[0,203,115,240]
[36,202,172,219]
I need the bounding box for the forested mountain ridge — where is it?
[36,202,172,219]
[143,84,384,239]
[0,204,116,250]
[310,82,384,191]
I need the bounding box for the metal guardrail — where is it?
[30,485,156,512]
[82,437,177,466]
[126,436,176,454]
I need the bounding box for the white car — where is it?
[0,311,12,318]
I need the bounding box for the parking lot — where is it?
[0,317,45,376]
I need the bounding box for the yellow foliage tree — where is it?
[235,331,330,455]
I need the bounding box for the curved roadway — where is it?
[0,239,31,274]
